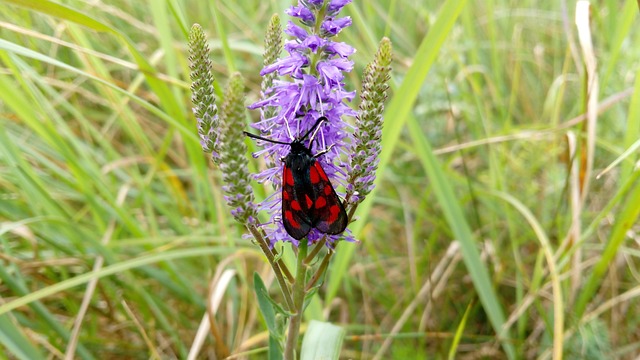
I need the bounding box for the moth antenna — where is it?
[300,116,327,142]
[308,118,327,149]
[244,131,291,145]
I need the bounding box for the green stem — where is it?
[306,250,333,291]
[303,202,360,291]
[284,240,309,360]
[261,227,295,283]
[247,225,295,311]
[305,236,327,264]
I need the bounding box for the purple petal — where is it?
[328,0,352,14]
[321,17,352,36]
[325,41,356,57]
[284,21,309,40]
[260,52,309,78]
[301,35,325,53]
[285,5,315,25]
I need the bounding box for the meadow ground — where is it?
[1,0,639,358]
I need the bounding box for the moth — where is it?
[244,117,348,240]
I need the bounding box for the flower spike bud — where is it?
[261,14,283,127]
[347,37,392,204]
[188,24,220,160]
[219,73,257,225]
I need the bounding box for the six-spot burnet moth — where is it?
[244,117,349,240]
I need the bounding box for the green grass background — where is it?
[1,0,639,358]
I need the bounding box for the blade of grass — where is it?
[620,68,640,182]
[0,246,231,316]
[0,38,197,142]
[211,0,237,73]
[0,261,95,360]
[406,117,515,359]
[601,0,637,88]
[326,0,468,304]
[488,190,563,360]
[574,171,640,319]
[2,0,185,130]
[448,301,473,360]
[0,314,46,360]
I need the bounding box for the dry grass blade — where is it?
[372,242,461,360]
[490,191,564,360]
[575,0,599,203]
[562,132,582,303]
[64,185,131,360]
[188,269,237,360]
[121,299,163,360]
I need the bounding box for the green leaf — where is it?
[0,314,45,360]
[254,273,284,360]
[254,272,280,337]
[1,0,113,32]
[300,320,345,360]
[575,170,640,318]
[268,334,283,360]
[448,301,473,360]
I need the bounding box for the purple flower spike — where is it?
[249,0,356,247]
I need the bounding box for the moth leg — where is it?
[313,144,335,158]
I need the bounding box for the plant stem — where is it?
[305,236,327,264]
[284,240,309,360]
[247,224,295,311]
[306,250,333,292]
[303,202,360,292]
[261,228,295,282]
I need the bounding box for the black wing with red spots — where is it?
[307,161,348,235]
[281,147,348,240]
[281,164,313,240]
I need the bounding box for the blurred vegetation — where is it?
[0,0,639,358]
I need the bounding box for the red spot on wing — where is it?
[285,210,300,229]
[315,196,326,209]
[284,167,294,186]
[314,162,329,181]
[305,194,313,208]
[283,191,290,200]
[310,166,320,184]
[324,184,332,195]
[328,205,340,223]
[291,200,301,211]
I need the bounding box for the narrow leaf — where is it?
[448,301,473,360]
[253,272,279,337]
[0,314,45,360]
